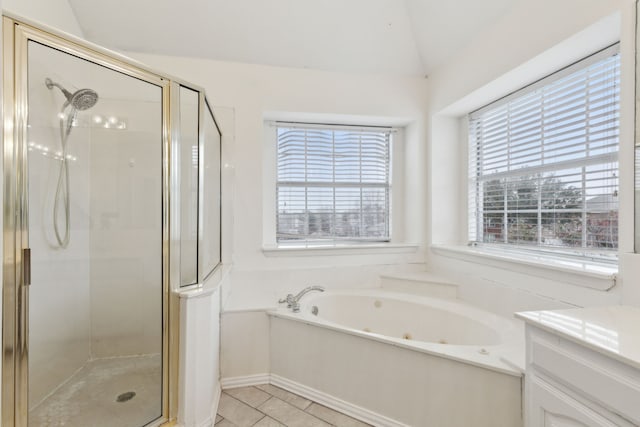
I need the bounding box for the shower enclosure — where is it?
[2,15,222,427]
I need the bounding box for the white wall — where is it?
[426,0,638,310]
[128,52,430,302]
[3,0,83,37]
[126,52,430,382]
[427,0,623,112]
[178,272,224,427]
[89,97,163,358]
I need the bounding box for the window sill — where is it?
[262,243,419,257]
[430,244,617,291]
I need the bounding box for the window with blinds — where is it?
[276,123,391,243]
[468,44,619,260]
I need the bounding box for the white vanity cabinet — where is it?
[528,375,630,427]
[517,307,640,427]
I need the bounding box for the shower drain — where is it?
[116,391,136,403]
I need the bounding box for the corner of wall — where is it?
[620,253,640,306]
[4,0,85,38]
[425,2,631,309]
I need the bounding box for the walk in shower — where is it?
[2,15,222,427]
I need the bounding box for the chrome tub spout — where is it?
[278,286,325,312]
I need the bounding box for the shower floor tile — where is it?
[217,385,371,427]
[29,354,162,427]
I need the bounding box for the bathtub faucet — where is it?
[278,286,325,312]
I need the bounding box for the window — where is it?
[276,122,391,244]
[468,44,619,261]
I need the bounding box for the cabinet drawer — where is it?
[530,333,640,424]
[528,374,634,427]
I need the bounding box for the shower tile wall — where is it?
[88,98,162,358]
[27,71,92,408]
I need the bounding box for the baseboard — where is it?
[220,373,407,427]
[270,374,408,427]
[220,373,270,389]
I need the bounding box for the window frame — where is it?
[275,121,393,245]
[262,120,412,252]
[467,43,620,264]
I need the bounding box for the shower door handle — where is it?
[23,248,31,286]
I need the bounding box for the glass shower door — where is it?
[25,39,164,427]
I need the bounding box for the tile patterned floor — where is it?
[216,385,372,427]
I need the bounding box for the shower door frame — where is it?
[2,16,179,427]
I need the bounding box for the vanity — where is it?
[517,306,640,426]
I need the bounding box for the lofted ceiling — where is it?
[67,0,519,77]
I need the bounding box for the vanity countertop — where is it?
[516,305,640,369]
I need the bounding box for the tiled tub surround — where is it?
[265,289,524,427]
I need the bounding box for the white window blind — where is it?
[276,123,391,243]
[468,44,619,260]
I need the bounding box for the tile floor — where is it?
[216,384,371,427]
[29,354,162,427]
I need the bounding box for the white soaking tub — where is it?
[268,289,523,427]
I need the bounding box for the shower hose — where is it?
[53,105,77,249]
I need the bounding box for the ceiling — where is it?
[68,0,519,77]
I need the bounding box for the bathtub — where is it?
[268,289,523,427]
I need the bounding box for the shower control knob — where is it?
[278,294,294,307]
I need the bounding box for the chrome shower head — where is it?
[45,77,98,111]
[70,88,99,111]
